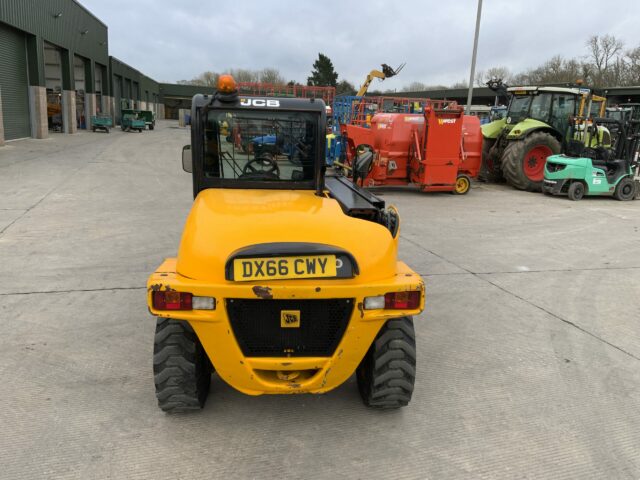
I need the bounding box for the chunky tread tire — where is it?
[153,318,212,413]
[501,132,561,192]
[357,317,416,409]
[479,138,504,182]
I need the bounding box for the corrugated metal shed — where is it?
[0,0,108,65]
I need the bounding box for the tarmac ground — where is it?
[1,121,639,479]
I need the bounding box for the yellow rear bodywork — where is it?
[147,188,424,395]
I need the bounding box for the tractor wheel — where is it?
[501,132,561,191]
[153,317,212,413]
[453,174,471,195]
[357,317,416,409]
[567,181,585,201]
[479,138,503,182]
[614,177,636,201]
[150,124,155,130]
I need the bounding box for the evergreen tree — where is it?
[307,53,338,87]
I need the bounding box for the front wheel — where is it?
[501,132,561,191]
[453,174,471,195]
[153,318,212,413]
[614,177,636,201]
[357,317,416,409]
[479,138,503,182]
[568,182,585,201]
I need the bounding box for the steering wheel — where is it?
[241,154,280,179]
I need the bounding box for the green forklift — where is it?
[543,116,640,201]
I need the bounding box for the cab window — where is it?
[550,94,576,134]
[203,110,317,182]
[529,93,552,123]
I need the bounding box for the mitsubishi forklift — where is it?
[543,116,640,201]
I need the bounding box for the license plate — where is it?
[233,255,337,281]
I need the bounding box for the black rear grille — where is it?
[226,298,354,357]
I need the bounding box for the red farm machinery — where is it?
[335,97,483,194]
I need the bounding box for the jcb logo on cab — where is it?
[240,98,280,107]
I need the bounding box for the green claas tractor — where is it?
[482,80,608,191]
[543,116,640,201]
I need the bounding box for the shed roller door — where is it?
[0,23,30,140]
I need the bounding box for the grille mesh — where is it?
[225,298,354,357]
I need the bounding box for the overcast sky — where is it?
[81,0,639,90]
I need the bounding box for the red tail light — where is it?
[152,291,192,310]
[384,291,421,309]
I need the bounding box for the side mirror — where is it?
[182,145,192,173]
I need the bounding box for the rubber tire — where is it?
[150,124,154,130]
[614,176,636,201]
[153,318,212,413]
[567,182,585,201]
[501,132,561,192]
[479,138,503,182]
[453,174,471,195]
[357,317,416,409]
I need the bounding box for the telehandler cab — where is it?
[147,75,424,412]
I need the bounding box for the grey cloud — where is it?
[81,0,639,88]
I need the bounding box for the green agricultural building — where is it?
[0,0,161,144]
[1,0,639,145]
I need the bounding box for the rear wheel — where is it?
[614,177,636,201]
[357,317,416,409]
[568,181,585,201]
[453,174,471,195]
[153,318,212,413]
[501,132,561,191]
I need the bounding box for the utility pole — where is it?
[465,0,483,114]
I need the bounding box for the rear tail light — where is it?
[152,291,192,310]
[363,291,422,310]
[384,291,421,309]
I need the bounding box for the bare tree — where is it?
[451,79,469,89]
[587,34,624,86]
[625,46,640,85]
[401,81,429,92]
[259,68,286,85]
[475,66,511,86]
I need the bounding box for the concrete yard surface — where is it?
[1,122,639,479]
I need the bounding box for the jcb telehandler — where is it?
[147,75,425,412]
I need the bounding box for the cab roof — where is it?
[507,86,589,95]
[193,93,327,112]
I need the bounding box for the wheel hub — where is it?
[523,145,553,181]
